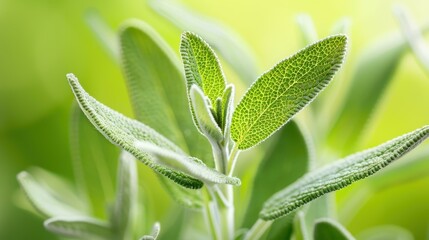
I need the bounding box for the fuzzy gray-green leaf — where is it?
[17,170,86,218]
[111,151,138,239]
[67,73,203,189]
[135,141,240,186]
[120,20,211,162]
[231,35,347,150]
[180,31,226,105]
[313,218,355,240]
[149,0,257,84]
[190,85,224,141]
[260,125,429,220]
[70,105,118,218]
[44,216,111,240]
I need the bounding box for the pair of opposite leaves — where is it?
[68,23,429,221]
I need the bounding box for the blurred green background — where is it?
[1,0,429,239]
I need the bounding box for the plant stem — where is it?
[227,145,240,176]
[203,187,221,240]
[244,219,273,240]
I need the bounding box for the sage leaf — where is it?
[119,20,209,206]
[221,84,234,136]
[242,120,310,228]
[17,170,86,218]
[329,24,429,152]
[231,35,347,150]
[85,10,119,62]
[260,125,429,220]
[180,31,226,104]
[394,5,429,72]
[67,73,203,189]
[44,216,111,240]
[140,222,161,240]
[149,0,258,84]
[120,20,211,162]
[70,105,118,218]
[111,151,138,239]
[189,85,223,141]
[313,218,355,240]
[134,141,240,186]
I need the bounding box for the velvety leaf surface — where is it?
[260,125,429,220]
[68,73,203,189]
[119,20,210,207]
[189,86,223,141]
[120,20,211,162]
[180,31,226,105]
[231,35,347,150]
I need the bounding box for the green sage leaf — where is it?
[70,105,118,218]
[134,141,240,186]
[221,84,234,136]
[119,20,209,207]
[190,85,223,141]
[180,31,226,105]
[120,20,211,162]
[110,151,138,239]
[231,35,347,150]
[44,216,111,240]
[17,170,86,218]
[149,0,258,84]
[260,125,429,220]
[313,218,355,240]
[67,73,203,189]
